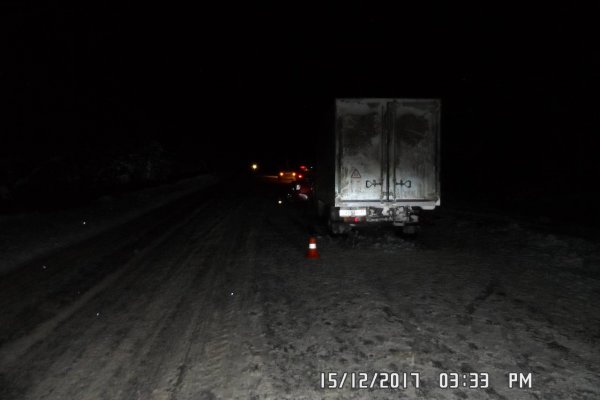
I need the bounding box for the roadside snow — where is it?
[0,184,597,399]
[0,174,218,276]
[250,203,600,399]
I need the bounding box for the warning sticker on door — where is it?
[351,169,361,178]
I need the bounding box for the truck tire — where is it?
[328,220,350,236]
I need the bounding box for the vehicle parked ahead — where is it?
[277,164,312,183]
[286,177,314,202]
[277,170,298,183]
[314,98,441,235]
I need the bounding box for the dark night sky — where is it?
[2,3,599,191]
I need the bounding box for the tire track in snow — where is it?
[0,183,223,347]
[167,198,270,400]
[0,196,231,400]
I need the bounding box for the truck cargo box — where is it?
[315,98,441,233]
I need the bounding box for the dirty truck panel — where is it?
[319,98,441,234]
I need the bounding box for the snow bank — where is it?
[0,174,218,276]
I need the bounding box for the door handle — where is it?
[366,180,383,188]
[394,179,412,188]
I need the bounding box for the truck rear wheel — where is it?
[328,220,351,236]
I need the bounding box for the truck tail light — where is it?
[343,216,365,223]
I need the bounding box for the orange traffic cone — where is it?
[306,237,320,259]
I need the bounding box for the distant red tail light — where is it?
[298,174,303,179]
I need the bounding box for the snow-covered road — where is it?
[0,178,598,399]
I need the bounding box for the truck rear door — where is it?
[388,99,440,203]
[335,99,387,204]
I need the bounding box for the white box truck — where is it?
[314,98,441,234]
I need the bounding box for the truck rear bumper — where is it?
[333,205,420,226]
[328,217,419,235]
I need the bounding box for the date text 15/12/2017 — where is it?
[320,372,420,390]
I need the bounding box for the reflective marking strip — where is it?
[309,243,317,249]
